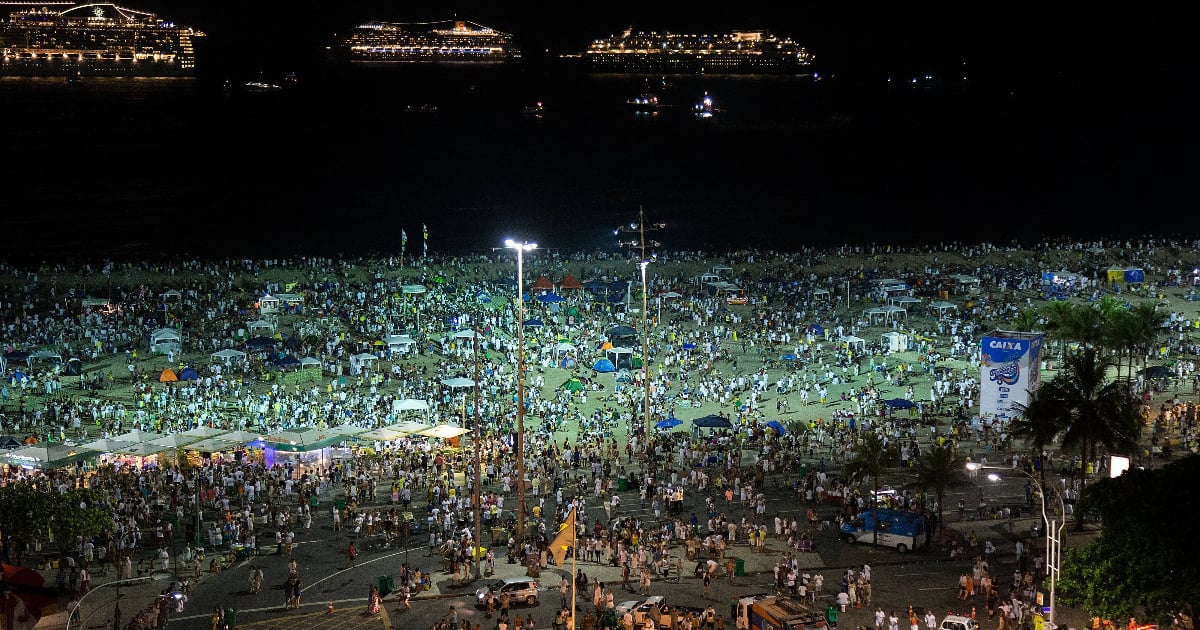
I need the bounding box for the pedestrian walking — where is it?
[348,541,357,567]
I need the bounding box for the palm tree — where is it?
[1010,386,1072,484]
[844,431,889,545]
[915,442,959,544]
[1106,302,1167,381]
[1011,348,1142,530]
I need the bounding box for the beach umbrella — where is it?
[112,429,163,443]
[655,418,682,430]
[781,353,797,361]
[181,426,230,439]
[388,420,429,435]
[115,442,169,456]
[183,437,242,453]
[766,420,786,436]
[149,434,205,449]
[1,563,58,624]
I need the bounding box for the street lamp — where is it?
[966,462,1065,629]
[615,207,664,443]
[505,238,536,550]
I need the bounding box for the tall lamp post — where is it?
[505,238,536,549]
[615,207,664,443]
[967,463,1065,630]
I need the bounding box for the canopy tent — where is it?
[248,319,276,334]
[887,295,922,310]
[149,327,181,346]
[113,442,170,457]
[440,377,475,390]
[881,331,910,352]
[300,356,322,368]
[211,430,266,446]
[838,335,866,352]
[184,437,243,453]
[264,428,346,452]
[558,274,584,290]
[112,429,163,443]
[2,444,91,468]
[863,305,906,324]
[323,424,369,439]
[80,438,137,453]
[401,284,427,295]
[417,424,470,439]
[592,358,615,373]
[211,348,247,362]
[929,300,959,315]
[605,347,634,369]
[388,420,430,435]
[356,425,411,441]
[523,318,544,328]
[812,288,831,301]
[529,276,554,292]
[452,329,483,340]
[274,355,301,371]
[552,342,577,359]
[537,293,564,303]
[147,434,205,450]
[181,426,230,439]
[692,414,733,428]
[258,294,280,315]
[393,398,431,411]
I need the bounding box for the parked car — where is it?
[475,577,541,607]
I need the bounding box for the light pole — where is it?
[967,463,1065,629]
[615,206,664,445]
[505,238,536,551]
[472,323,483,581]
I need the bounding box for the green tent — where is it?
[561,378,585,392]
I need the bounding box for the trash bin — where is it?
[617,477,629,492]
[224,606,237,629]
[378,575,394,596]
[335,498,345,512]
[734,557,745,577]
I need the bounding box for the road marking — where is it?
[895,572,942,577]
[917,587,957,591]
[172,597,368,621]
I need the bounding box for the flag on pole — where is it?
[549,506,576,567]
[422,223,429,257]
[401,228,407,255]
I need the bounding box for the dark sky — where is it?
[142,1,1188,95]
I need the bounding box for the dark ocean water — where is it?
[0,62,1186,263]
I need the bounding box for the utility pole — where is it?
[472,324,483,581]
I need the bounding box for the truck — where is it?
[734,595,827,630]
[839,507,929,553]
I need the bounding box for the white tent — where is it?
[553,342,577,359]
[812,288,831,301]
[258,294,280,316]
[417,424,470,439]
[300,356,321,368]
[881,331,910,352]
[393,398,431,411]
[349,352,377,375]
[149,328,181,354]
[888,295,922,310]
[929,300,959,316]
[839,335,866,352]
[248,319,276,334]
[440,377,475,390]
[211,348,247,363]
[385,335,416,355]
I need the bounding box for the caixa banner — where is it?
[980,333,1044,423]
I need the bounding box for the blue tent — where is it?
[245,336,275,349]
[560,357,577,369]
[538,293,564,303]
[693,414,733,428]
[656,418,682,429]
[274,356,301,370]
[682,343,697,350]
[884,398,916,409]
[607,325,636,338]
[523,318,544,328]
[809,324,825,336]
[179,367,200,381]
[766,420,786,435]
[592,358,616,373]
[781,354,798,361]
[475,290,492,303]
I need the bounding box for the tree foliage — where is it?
[0,483,112,561]
[1057,454,1200,624]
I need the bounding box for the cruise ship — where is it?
[0,1,202,77]
[333,19,520,63]
[581,27,813,74]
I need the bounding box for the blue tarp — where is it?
[523,319,544,328]
[592,358,616,373]
[656,418,682,429]
[884,398,916,409]
[538,293,564,303]
[1125,268,1145,283]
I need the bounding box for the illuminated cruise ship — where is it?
[581,27,813,74]
[334,19,520,63]
[0,1,201,77]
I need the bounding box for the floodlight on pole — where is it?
[967,462,1065,629]
[505,238,536,545]
[615,207,664,446]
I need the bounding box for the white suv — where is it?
[476,577,541,606]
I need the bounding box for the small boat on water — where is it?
[243,81,282,93]
[692,91,723,119]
